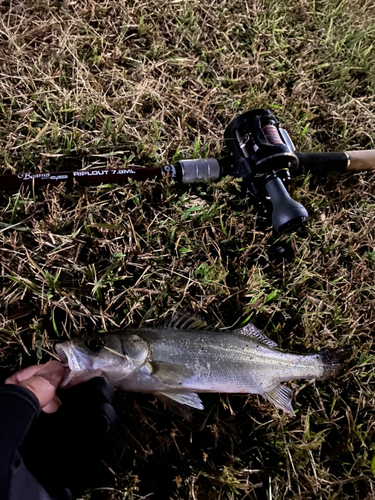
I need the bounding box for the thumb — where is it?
[19,361,65,412]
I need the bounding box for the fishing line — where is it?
[4,137,239,158]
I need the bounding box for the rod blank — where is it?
[0,167,165,191]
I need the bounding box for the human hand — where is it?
[20,377,117,497]
[5,361,66,413]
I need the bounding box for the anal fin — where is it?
[264,385,295,416]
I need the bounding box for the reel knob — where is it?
[265,175,308,232]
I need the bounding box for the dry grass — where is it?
[1,0,375,499]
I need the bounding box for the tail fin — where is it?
[319,346,351,380]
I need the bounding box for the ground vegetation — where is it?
[1,0,375,498]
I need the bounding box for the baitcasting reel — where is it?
[223,109,308,233]
[176,109,308,233]
[178,109,308,233]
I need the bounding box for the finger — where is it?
[18,376,57,408]
[5,361,66,410]
[5,364,45,384]
[5,361,65,385]
[42,395,62,414]
[36,361,65,388]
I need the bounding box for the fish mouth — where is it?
[55,344,68,365]
[55,342,103,389]
[55,343,81,370]
[55,343,92,371]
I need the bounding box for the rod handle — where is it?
[297,151,375,175]
[296,152,347,174]
[346,150,375,172]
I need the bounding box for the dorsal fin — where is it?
[161,312,211,330]
[233,324,280,350]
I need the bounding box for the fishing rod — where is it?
[2,109,375,236]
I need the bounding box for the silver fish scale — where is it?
[121,328,325,395]
[57,323,349,415]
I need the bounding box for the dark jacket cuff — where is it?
[0,384,41,416]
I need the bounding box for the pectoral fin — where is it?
[264,385,295,416]
[151,361,193,387]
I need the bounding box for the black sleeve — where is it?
[0,384,54,500]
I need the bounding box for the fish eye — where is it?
[85,337,105,352]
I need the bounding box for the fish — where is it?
[55,316,350,416]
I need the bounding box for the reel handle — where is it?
[265,175,308,232]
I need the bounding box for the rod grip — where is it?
[297,150,375,175]
[296,152,348,174]
[346,150,375,172]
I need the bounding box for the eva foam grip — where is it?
[296,152,348,174]
[297,150,375,174]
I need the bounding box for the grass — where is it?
[1,0,375,498]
